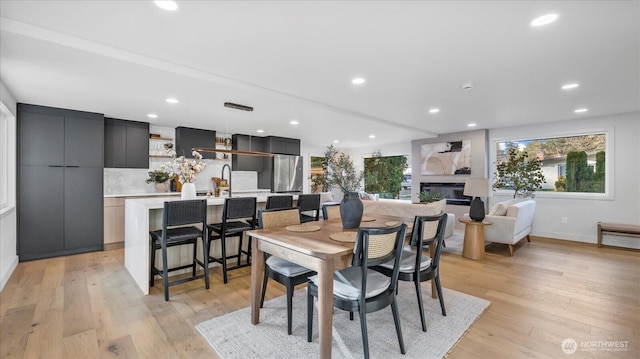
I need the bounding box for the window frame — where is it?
[0,101,16,214]
[490,127,614,201]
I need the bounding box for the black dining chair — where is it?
[250,195,294,227]
[297,193,321,223]
[307,224,407,359]
[257,207,315,335]
[373,212,448,332]
[149,199,209,301]
[207,197,257,284]
[321,203,341,220]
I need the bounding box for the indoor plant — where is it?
[145,170,171,192]
[493,144,546,198]
[418,191,444,203]
[315,145,364,228]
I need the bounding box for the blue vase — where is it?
[340,192,364,229]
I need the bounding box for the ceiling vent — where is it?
[224,102,253,111]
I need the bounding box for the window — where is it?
[494,130,612,199]
[0,102,16,214]
[363,153,408,199]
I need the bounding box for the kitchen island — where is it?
[124,192,290,295]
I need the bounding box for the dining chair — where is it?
[373,212,448,332]
[207,197,257,283]
[307,224,408,359]
[250,194,294,227]
[297,193,321,223]
[149,199,209,301]
[321,203,341,220]
[258,207,315,335]
[266,195,294,210]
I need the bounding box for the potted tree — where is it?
[314,145,364,228]
[493,144,546,198]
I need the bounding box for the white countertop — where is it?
[104,192,181,198]
[124,192,297,210]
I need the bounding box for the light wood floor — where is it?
[1,237,638,358]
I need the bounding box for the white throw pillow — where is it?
[488,200,513,216]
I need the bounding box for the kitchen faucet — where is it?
[221,164,232,197]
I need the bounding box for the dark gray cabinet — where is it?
[175,126,216,159]
[104,118,149,168]
[232,134,265,171]
[267,136,300,155]
[18,103,104,261]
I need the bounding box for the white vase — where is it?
[181,182,196,200]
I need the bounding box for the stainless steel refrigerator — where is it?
[273,154,303,193]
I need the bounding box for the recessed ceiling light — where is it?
[369,134,376,139]
[147,113,158,118]
[352,78,366,85]
[461,83,473,90]
[574,108,588,113]
[333,140,339,143]
[256,129,265,133]
[290,120,299,125]
[531,13,558,27]
[467,123,477,127]
[154,1,178,11]
[561,83,579,90]
[166,98,179,104]
[429,108,440,114]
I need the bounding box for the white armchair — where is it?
[464,199,536,256]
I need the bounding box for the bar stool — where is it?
[207,197,257,283]
[149,199,209,301]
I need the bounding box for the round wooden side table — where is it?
[459,218,492,260]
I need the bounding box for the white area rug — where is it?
[196,280,490,358]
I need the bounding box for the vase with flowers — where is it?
[162,148,207,200]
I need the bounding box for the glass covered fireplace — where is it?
[420,182,471,206]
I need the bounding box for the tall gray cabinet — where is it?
[18,103,104,261]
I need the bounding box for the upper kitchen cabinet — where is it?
[175,126,216,159]
[232,134,265,171]
[267,136,300,155]
[104,118,149,168]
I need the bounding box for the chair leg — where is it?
[237,235,243,266]
[246,236,252,264]
[391,295,406,355]
[359,305,370,359]
[286,281,294,335]
[161,243,170,301]
[414,278,427,332]
[260,269,269,308]
[434,275,446,316]
[203,236,210,290]
[149,240,156,287]
[191,240,197,277]
[221,235,228,284]
[307,286,313,342]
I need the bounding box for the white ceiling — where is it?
[1,1,638,148]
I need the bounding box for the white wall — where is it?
[489,111,640,243]
[0,81,18,291]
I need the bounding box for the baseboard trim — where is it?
[0,255,19,292]
[104,242,124,251]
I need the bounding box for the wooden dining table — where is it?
[248,214,407,359]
